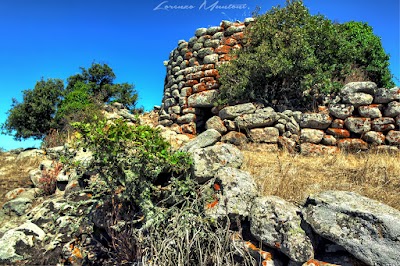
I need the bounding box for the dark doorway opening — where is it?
[195,107,214,134]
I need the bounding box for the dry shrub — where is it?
[38,162,63,195]
[241,147,400,210]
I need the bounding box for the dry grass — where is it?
[241,144,400,210]
[0,152,43,206]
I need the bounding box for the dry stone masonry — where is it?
[160,18,254,134]
[160,18,400,154]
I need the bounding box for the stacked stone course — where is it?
[160,18,255,134]
[160,19,400,154]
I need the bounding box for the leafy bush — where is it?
[72,119,255,265]
[2,63,138,141]
[72,118,191,212]
[217,0,394,109]
[54,81,104,133]
[1,78,64,140]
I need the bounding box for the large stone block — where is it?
[219,103,256,120]
[235,108,278,129]
[300,128,324,144]
[190,144,243,183]
[249,127,280,143]
[344,117,371,134]
[187,90,218,108]
[300,113,332,130]
[303,191,400,266]
[250,196,314,263]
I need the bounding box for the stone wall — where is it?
[207,81,400,154]
[160,18,254,134]
[160,19,400,154]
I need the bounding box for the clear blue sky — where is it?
[0,0,399,150]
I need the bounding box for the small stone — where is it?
[326,128,351,139]
[195,28,207,37]
[205,116,227,134]
[221,131,248,146]
[203,54,219,64]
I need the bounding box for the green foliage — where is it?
[72,118,192,212]
[217,0,394,108]
[66,62,138,110]
[2,62,139,141]
[54,81,103,130]
[1,78,64,140]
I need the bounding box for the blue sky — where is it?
[0,0,399,150]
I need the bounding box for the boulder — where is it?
[181,129,221,152]
[337,139,368,151]
[321,135,337,146]
[386,130,400,145]
[177,113,196,124]
[300,113,332,130]
[362,131,385,145]
[29,169,42,188]
[221,131,248,146]
[371,117,396,132]
[300,129,324,144]
[0,221,45,263]
[358,104,382,118]
[2,197,32,216]
[344,117,371,134]
[16,149,45,160]
[205,167,257,218]
[205,116,227,134]
[384,101,400,117]
[235,107,278,129]
[250,196,314,263]
[187,90,218,108]
[303,190,400,266]
[340,81,377,95]
[342,93,373,107]
[190,143,243,183]
[328,104,354,119]
[250,127,280,143]
[219,103,256,120]
[374,87,400,103]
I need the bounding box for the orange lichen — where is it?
[206,199,219,209]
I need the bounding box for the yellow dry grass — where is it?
[241,144,400,210]
[0,152,42,206]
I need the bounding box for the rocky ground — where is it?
[0,104,399,265]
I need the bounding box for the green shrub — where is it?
[72,118,192,212]
[217,0,394,109]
